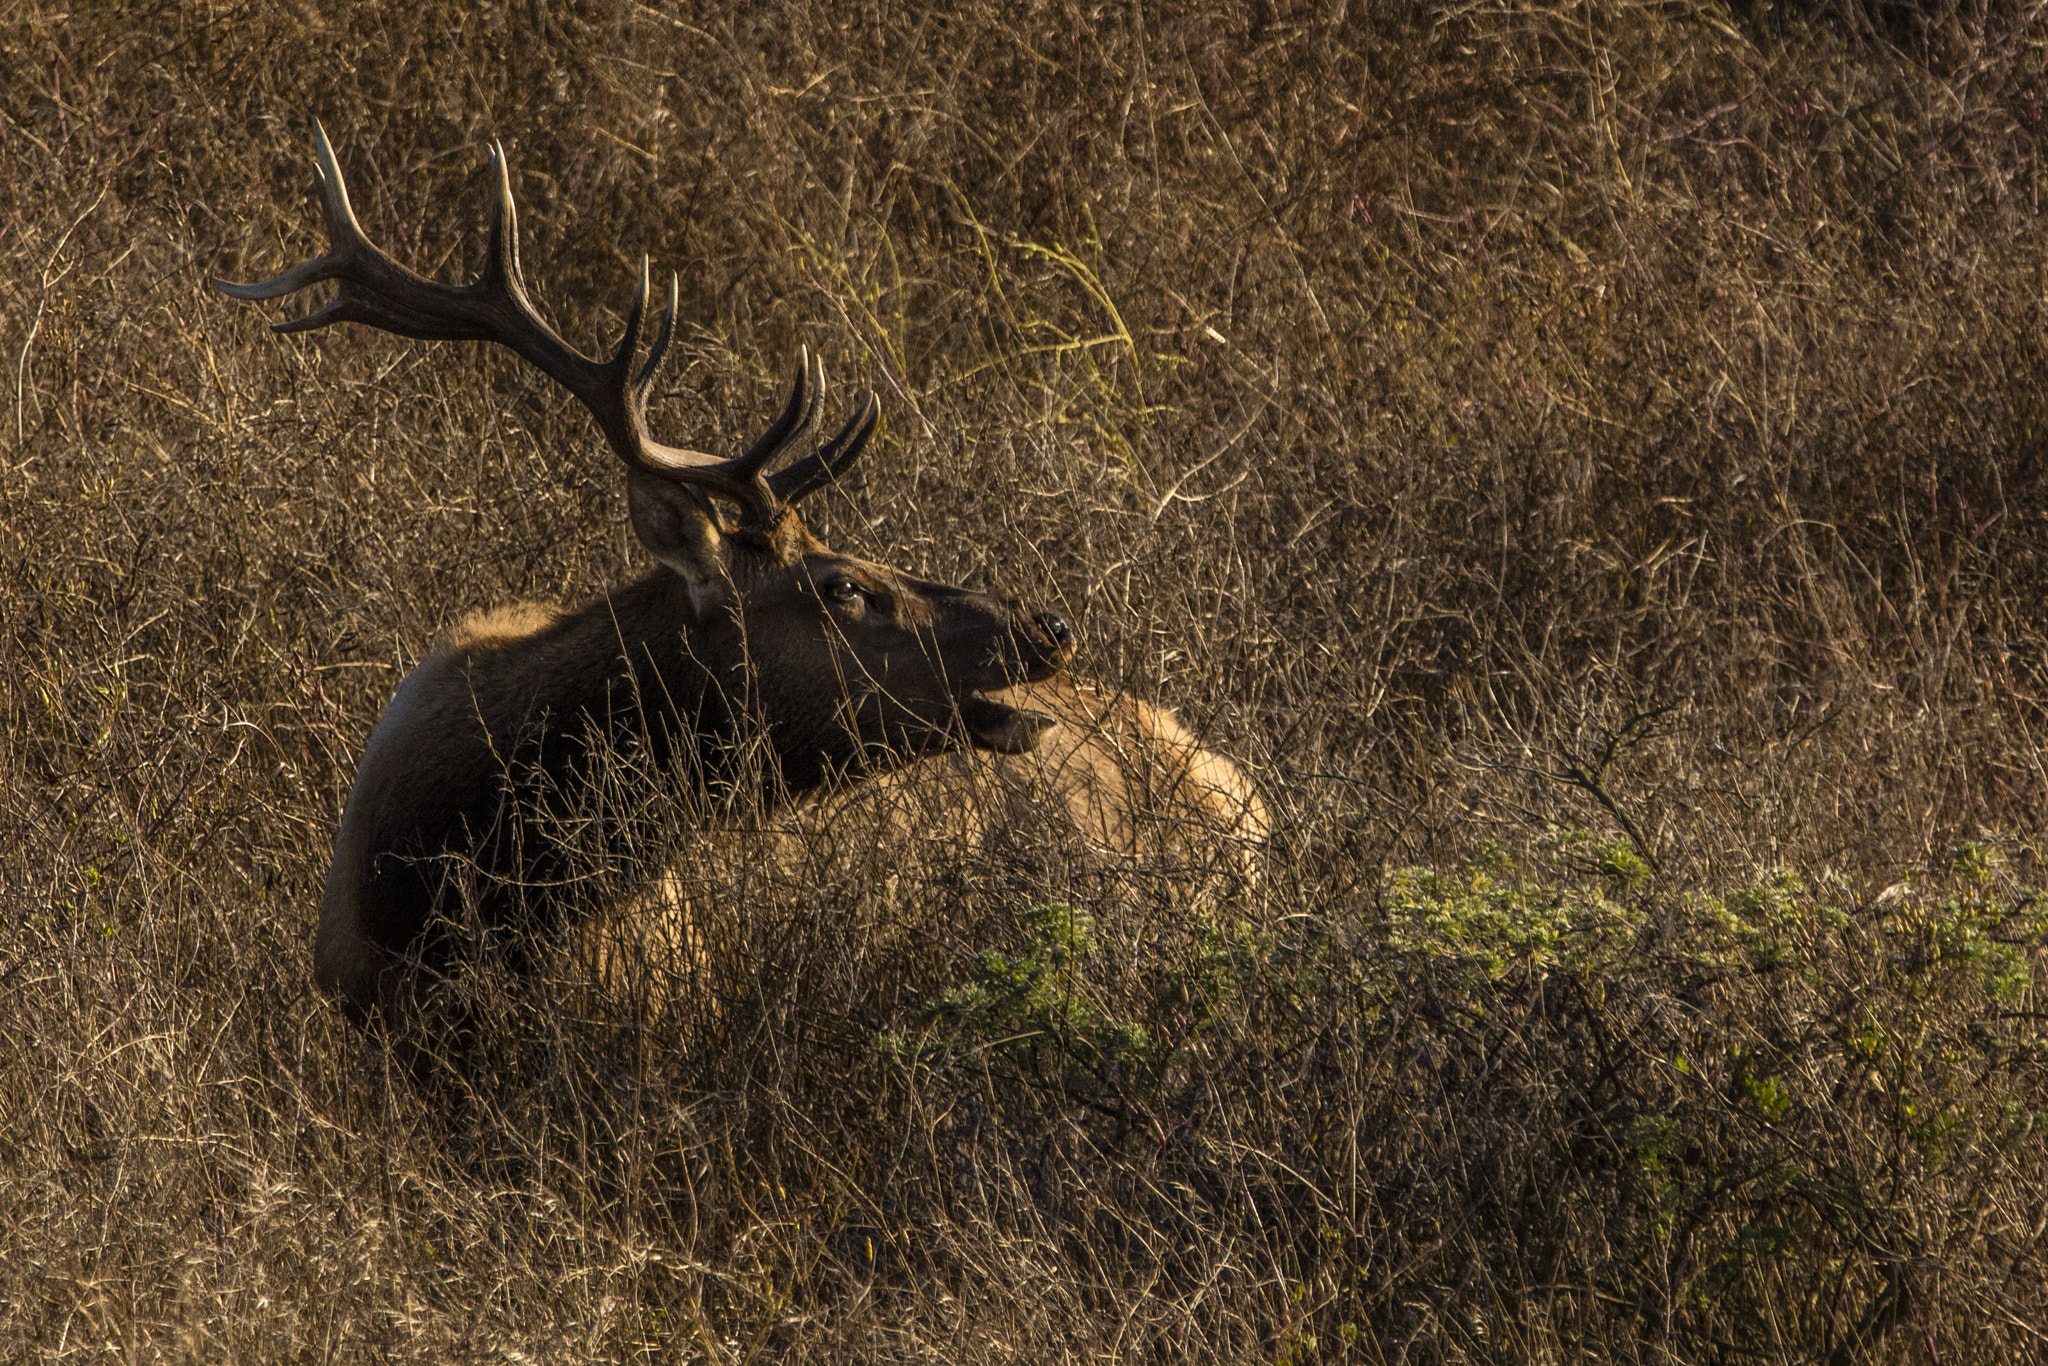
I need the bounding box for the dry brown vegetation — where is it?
[6,0,2048,1360]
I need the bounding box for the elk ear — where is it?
[627,469,727,596]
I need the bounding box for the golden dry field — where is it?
[4,1,2048,1360]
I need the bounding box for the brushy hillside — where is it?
[4,0,2047,1360]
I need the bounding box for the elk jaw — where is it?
[961,689,1061,754]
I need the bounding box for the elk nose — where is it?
[1036,612,1075,650]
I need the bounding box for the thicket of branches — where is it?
[3,1,2045,1360]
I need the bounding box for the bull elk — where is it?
[216,127,1262,1018]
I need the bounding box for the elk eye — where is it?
[824,577,863,603]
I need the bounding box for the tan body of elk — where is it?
[582,675,1268,1010]
[216,128,1258,1018]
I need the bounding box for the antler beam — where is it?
[212,123,877,525]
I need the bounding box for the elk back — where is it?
[576,679,1267,1016]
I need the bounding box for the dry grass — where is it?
[4,0,2047,1359]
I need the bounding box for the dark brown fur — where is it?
[314,520,1076,1015]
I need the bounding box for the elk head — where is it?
[212,126,1076,784]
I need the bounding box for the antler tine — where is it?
[633,271,680,392]
[767,392,881,504]
[480,139,526,296]
[613,258,655,396]
[734,348,825,477]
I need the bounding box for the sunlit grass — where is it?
[3,0,2045,1360]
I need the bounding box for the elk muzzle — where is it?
[959,609,1077,754]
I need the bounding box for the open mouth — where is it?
[951,612,1073,755]
[960,689,1060,754]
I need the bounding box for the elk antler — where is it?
[211,123,878,526]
